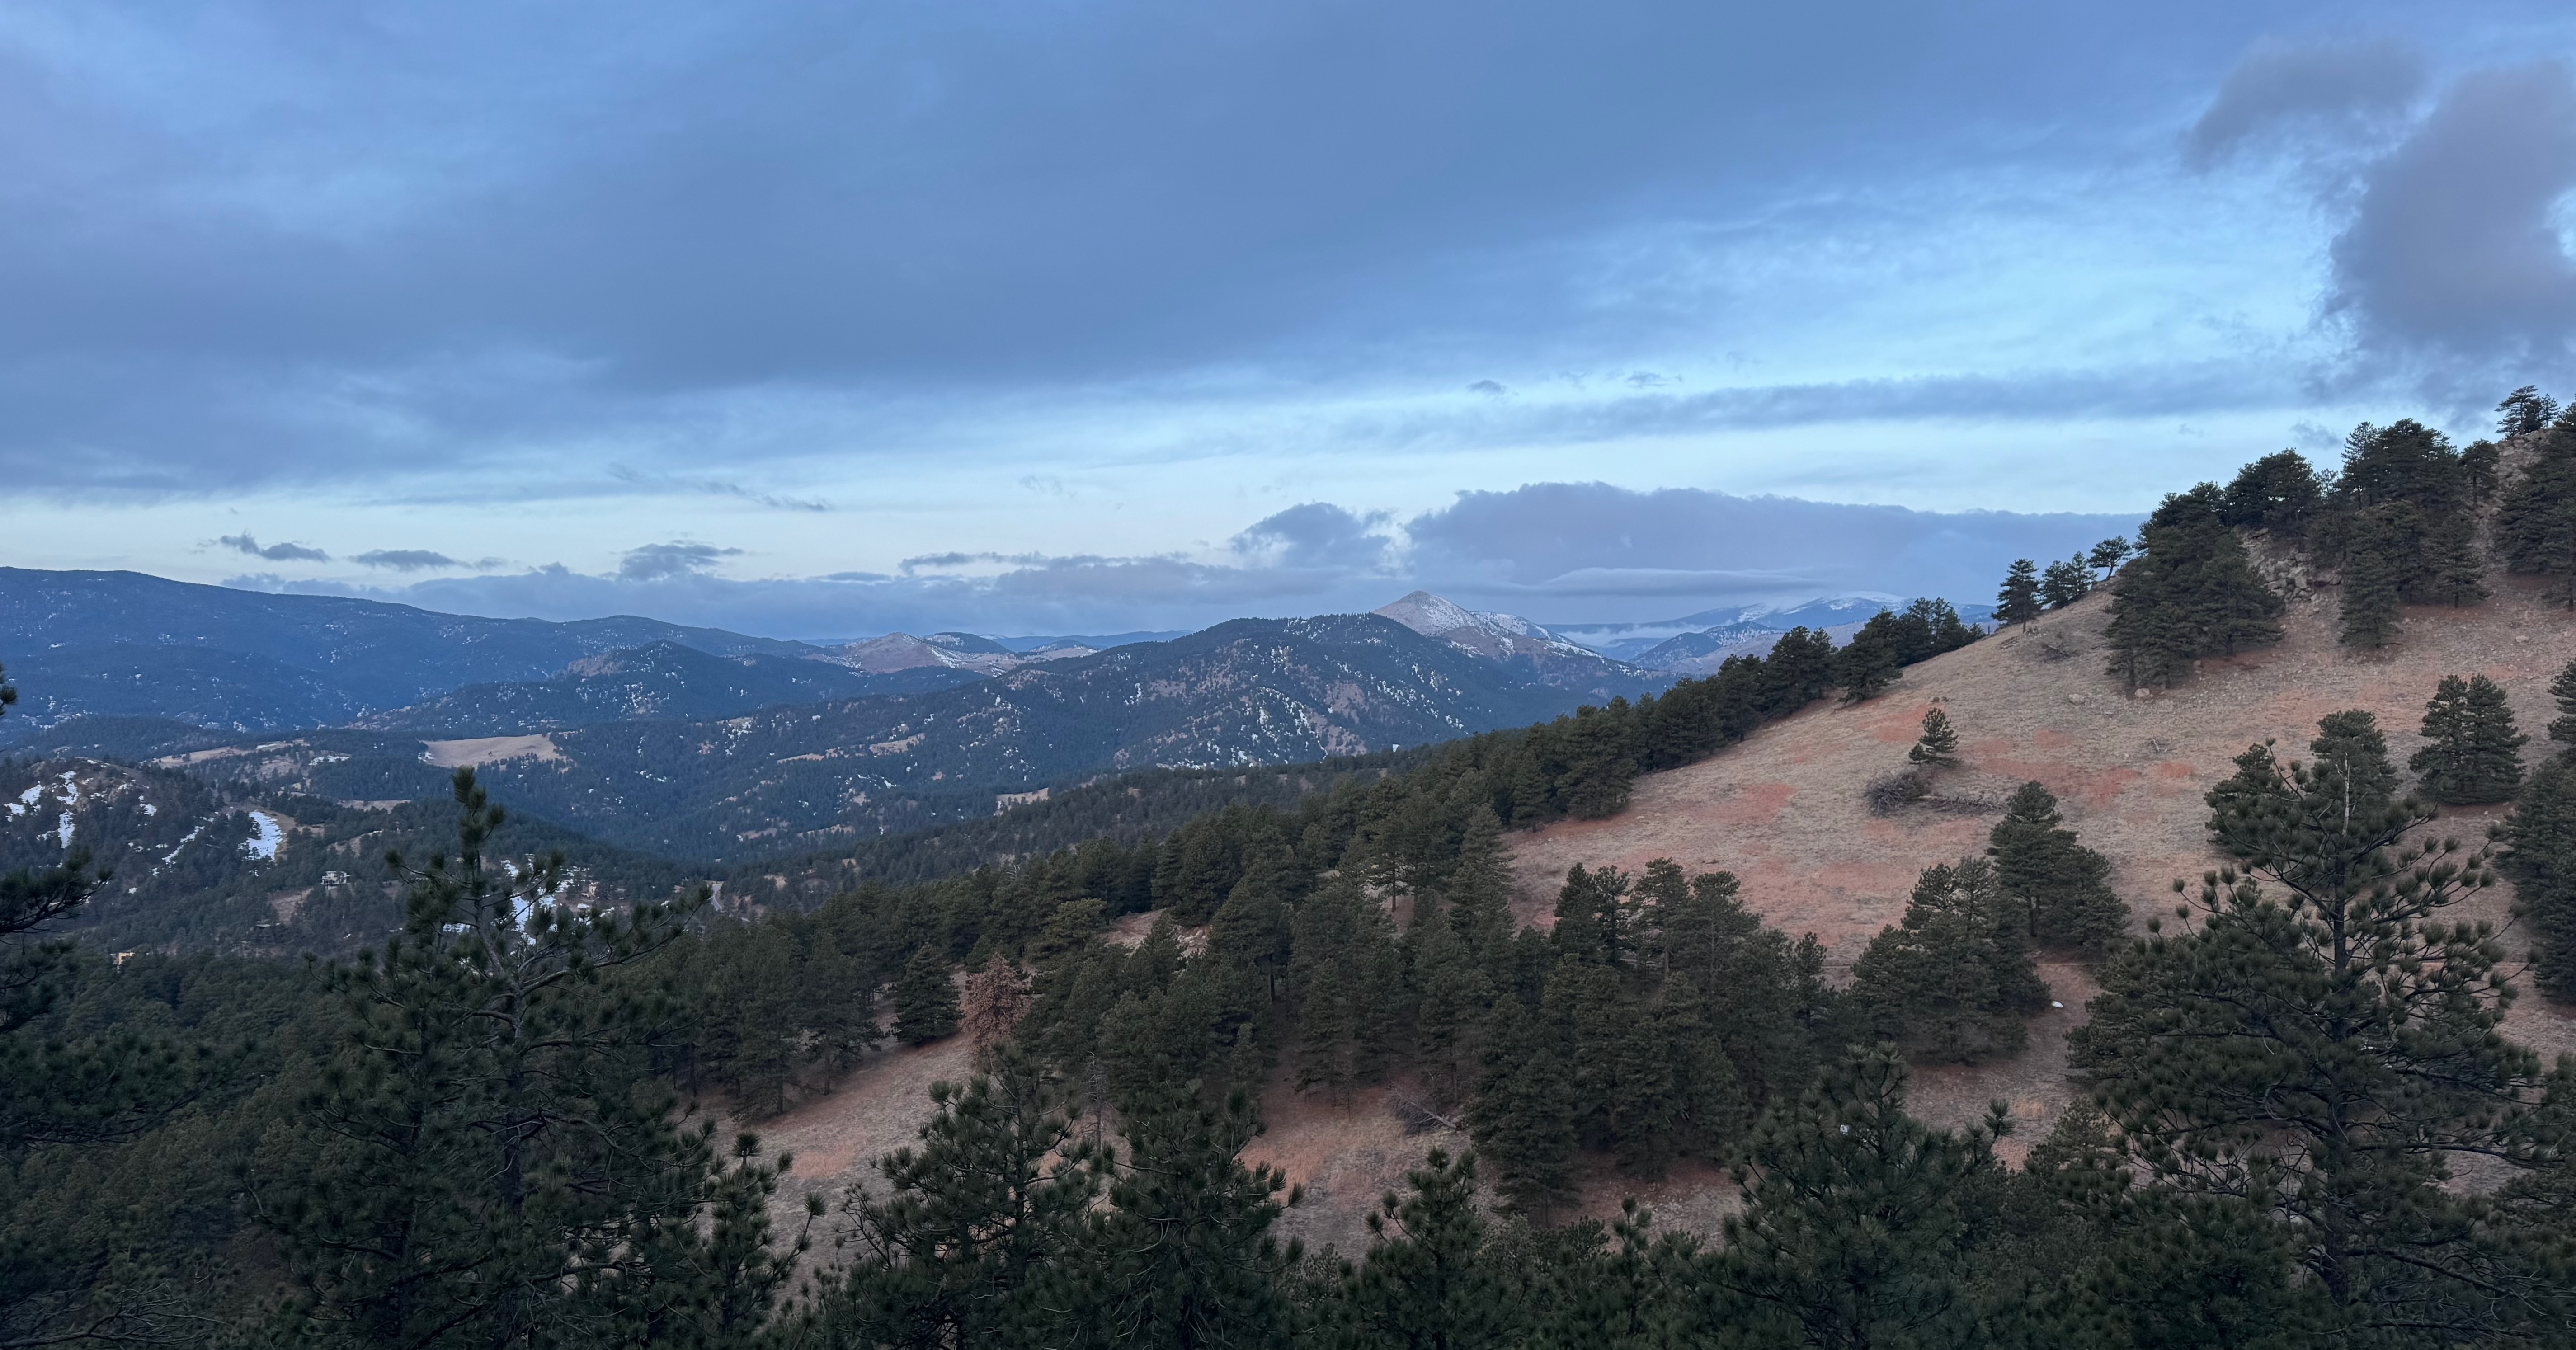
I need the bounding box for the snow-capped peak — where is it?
[1374,591,1483,638]
[1373,592,1605,663]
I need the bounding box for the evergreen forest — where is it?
[12,395,2576,1347]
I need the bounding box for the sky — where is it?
[5,0,2576,639]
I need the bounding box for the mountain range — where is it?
[1546,596,1952,663]
[0,568,816,732]
[0,568,1983,869]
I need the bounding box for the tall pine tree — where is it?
[1719,1047,2008,1350]
[2409,674,2526,805]
[2548,657,2576,745]
[1849,859,2048,1063]
[1467,998,1578,1218]
[2501,755,2576,1002]
[2074,712,2551,1341]
[254,770,801,1348]
[1996,560,2043,626]
[1985,781,2127,953]
[893,943,962,1045]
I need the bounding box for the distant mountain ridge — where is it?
[355,641,983,737]
[97,612,1595,860]
[0,568,827,735]
[1552,595,1994,669]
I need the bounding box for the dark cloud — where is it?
[1406,483,2142,616]
[2185,37,2423,168]
[607,465,830,511]
[616,541,745,582]
[0,0,2314,494]
[1229,503,1394,571]
[214,533,329,562]
[351,549,462,571]
[2328,61,2576,371]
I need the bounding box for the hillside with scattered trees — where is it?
[10,391,2576,1345]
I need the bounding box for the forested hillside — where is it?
[10,393,2576,1346]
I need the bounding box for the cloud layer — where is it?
[238,485,2143,638]
[8,6,2576,613]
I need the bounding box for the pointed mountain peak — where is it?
[1374,591,1482,637]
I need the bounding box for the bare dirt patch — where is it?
[731,1032,980,1277]
[419,734,563,768]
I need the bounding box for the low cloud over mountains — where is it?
[235,484,2141,639]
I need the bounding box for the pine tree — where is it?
[1327,1148,1513,1350]
[2498,384,2561,437]
[1649,978,1751,1163]
[2498,430,2576,607]
[1408,915,1492,1110]
[802,921,880,1090]
[2086,535,2132,578]
[1719,1047,2006,1350]
[2501,756,2576,1001]
[1558,704,1637,820]
[2550,658,2576,746]
[2220,449,2324,534]
[2073,711,2545,1341]
[1900,596,1982,657]
[254,770,801,1346]
[1442,808,1515,966]
[815,1048,1104,1347]
[2411,674,2526,805]
[893,943,961,1045]
[712,920,804,1112]
[1467,998,1577,1218]
[2039,556,2092,608]
[1059,1082,1298,1349]
[1549,864,1636,968]
[1848,858,2047,1063]
[1761,627,1838,712]
[1833,611,1906,702]
[1208,848,1297,1001]
[2338,503,2411,648]
[2105,486,2285,687]
[1289,877,1403,1096]
[1986,781,2127,953]
[2416,509,2488,607]
[2462,438,2503,500]
[1908,707,1960,768]
[1996,559,2043,626]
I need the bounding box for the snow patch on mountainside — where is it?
[830,632,1095,677]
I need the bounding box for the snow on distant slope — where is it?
[1373,591,1596,661]
[1371,593,1662,699]
[829,632,1091,676]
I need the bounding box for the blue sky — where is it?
[4,1,2574,637]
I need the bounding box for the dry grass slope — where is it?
[763,569,2576,1254]
[1503,569,2576,1163]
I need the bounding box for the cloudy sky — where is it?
[5,1,2574,638]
